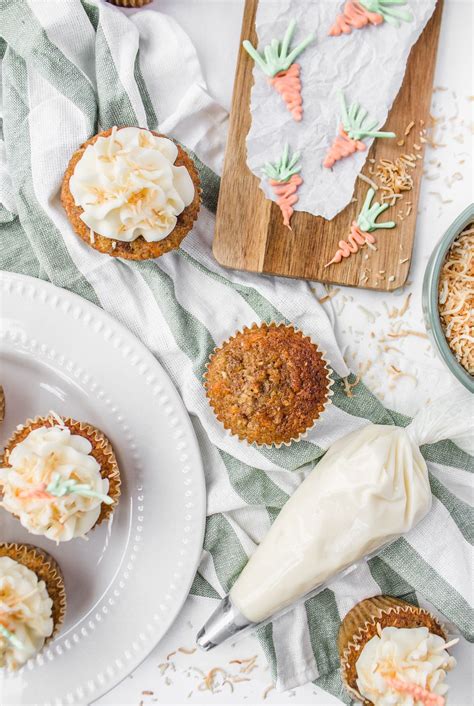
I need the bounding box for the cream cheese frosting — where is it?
[355,626,457,706]
[0,424,112,542]
[230,425,431,623]
[0,556,53,670]
[69,127,195,242]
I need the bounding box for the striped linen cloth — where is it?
[0,1,472,699]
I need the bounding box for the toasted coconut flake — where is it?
[438,224,474,375]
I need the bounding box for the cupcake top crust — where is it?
[355,626,456,706]
[69,127,195,243]
[205,323,331,445]
[0,416,114,542]
[0,555,54,670]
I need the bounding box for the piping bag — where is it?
[197,391,473,650]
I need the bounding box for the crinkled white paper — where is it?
[246,0,437,220]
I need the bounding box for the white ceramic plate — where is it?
[0,272,206,705]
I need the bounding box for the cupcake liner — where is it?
[204,322,334,448]
[1,414,121,528]
[339,595,447,704]
[61,127,201,260]
[106,0,152,6]
[0,385,4,422]
[0,542,66,639]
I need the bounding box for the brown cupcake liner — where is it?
[0,542,67,640]
[1,414,121,529]
[61,127,201,260]
[339,595,447,705]
[0,385,4,422]
[204,322,334,448]
[106,0,152,6]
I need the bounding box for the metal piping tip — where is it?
[196,595,254,651]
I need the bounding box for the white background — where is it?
[97,1,473,704]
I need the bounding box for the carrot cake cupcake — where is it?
[205,323,332,446]
[339,595,458,706]
[61,126,201,260]
[0,413,121,542]
[0,543,66,670]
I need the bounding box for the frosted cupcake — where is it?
[339,596,458,706]
[0,414,121,542]
[61,127,201,259]
[205,323,333,446]
[0,543,66,670]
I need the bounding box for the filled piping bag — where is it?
[197,391,473,650]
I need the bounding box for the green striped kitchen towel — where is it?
[0,1,472,700]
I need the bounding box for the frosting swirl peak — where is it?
[69,127,195,243]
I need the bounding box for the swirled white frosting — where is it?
[69,127,195,242]
[355,626,457,705]
[0,556,54,670]
[0,424,111,542]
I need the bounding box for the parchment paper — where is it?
[246,0,437,220]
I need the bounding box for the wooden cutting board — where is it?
[213,0,443,291]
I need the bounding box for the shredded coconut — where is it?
[438,224,474,375]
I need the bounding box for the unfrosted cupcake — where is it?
[205,323,333,446]
[61,126,201,260]
[0,414,121,542]
[339,596,458,706]
[0,543,66,670]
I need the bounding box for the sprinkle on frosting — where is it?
[325,187,395,266]
[0,417,113,542]
[262,146,303,229]
[0,556,53,670]
[355,626,457,706]
[69,127,195,243]
[329,0,412,36]
[324,91,395,168]
[243,20,314,121]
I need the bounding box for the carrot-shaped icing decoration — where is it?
[243,20,314,121]
[329,0,412,36]
[262,145,303,229]
[325,187,395,266]
[384,678,445,706]
[324,90,395,168]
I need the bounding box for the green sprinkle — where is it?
[262,144,302,183]
[243,19,314,77]
[0,624,24,651]
[357,188,395,232]
[46,473,113,505]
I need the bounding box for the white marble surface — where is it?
[97,1,473,704]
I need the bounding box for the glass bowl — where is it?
[422,203,474,393]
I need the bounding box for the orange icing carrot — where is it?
[323,126,366,168]
[325,221,376,267]
[385,677,445,706]
[329,1,383,36]
[269,175,303,230]
[269,64,303,121]
[19,484,51,500]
